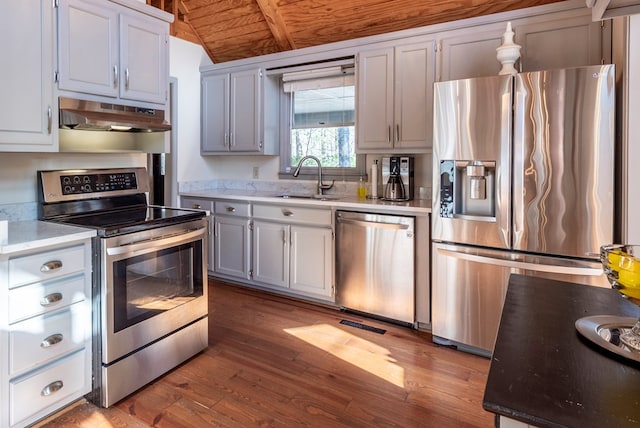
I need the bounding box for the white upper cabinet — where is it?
[438,29,504,81]
[0,0,56,151]
[57,0,169,105]
[201,69,263,154]
[356,39,436,153]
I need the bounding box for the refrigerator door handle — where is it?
[437,248,602,277]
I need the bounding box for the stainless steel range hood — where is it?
[59,97,171,132]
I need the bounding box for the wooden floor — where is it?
[39,279,494,427]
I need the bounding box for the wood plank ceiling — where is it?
[148,0,567,64]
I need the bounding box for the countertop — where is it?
[483,274,640,427]
[180,189,432,215]
[0,221,96,255]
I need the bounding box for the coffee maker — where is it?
[381,156,414,201]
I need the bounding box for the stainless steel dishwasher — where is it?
[335,211,415,325]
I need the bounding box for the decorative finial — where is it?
[496,22,521,75]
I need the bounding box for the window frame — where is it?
[275,60,366,182]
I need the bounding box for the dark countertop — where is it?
[483,274,640,427]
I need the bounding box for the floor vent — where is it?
[339,319,386,335]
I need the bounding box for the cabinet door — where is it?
[290,226,333,298]
[356,48,394,150]
[58,0,119,97]
[516,17,610,71]
[0,0,55,150]
[214,216,250,279]
[201,73,230,153]
[439,29,503,81]
[119,13,168,104]
[230,69,262,152]
[394,41,436,150]
[252,221,288,288]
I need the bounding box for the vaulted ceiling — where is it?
[148,0,567,64]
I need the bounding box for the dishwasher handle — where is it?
[337,216,409,230]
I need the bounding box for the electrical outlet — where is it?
[252,166,259,179]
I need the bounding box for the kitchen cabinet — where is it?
[438,13,610,81]
[213,200,252,280]
[201,69,265,154]
[252,204,333,300]
[180,197,214,273]
[356,39,436,153]
[57,0,170,105]
[1,226,93,428]
[0,0,56,151]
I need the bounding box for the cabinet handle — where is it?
[113,65,118,88]
[47,106,52,134]
[40,292,63,307]
[40,260,62,273]
[388,125,391,143]
[226,206,236,213]
[192,203,202,209]
[224,133,229,147]
[396,124,400,142]
[282,229,286,244]
[41,380,64,397]
[125,68,130,89]
[41,333,64,348]
[230,132,234,146]
[282,210,294,217]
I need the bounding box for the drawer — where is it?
[10,349,88,426]
[9,304,87,376]
[9,245,85,289]
[8,274,86,324]
[253,204,332,226]
[214,200,251,217]
[181,197,213,212]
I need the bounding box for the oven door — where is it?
[100,218,208,364]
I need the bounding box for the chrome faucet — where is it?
[292,155,334,195]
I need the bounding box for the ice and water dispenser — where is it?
[439,160,496,219]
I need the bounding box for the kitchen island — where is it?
[483,274,640,427]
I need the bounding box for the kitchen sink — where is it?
[275,194,341,201]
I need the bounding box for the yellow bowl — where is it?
[601,244,640,301]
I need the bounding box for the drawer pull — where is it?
[41,333,64,348]
[283,210,294,217]
[41,380,63,397]
[40,260,63,273]
[40,292,63,306]
[226,206,236,213]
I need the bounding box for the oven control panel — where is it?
[38,167,150,203]
[60,172,138,195]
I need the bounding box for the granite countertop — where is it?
[180,188,432,215]
[0,221,96,255]
[483,274,640,427]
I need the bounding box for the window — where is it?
[277,60,365,180]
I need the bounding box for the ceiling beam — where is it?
[254,0,296,51]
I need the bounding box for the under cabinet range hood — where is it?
[58,97,171,153]
[59,97,171,132]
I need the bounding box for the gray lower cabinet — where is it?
[252,204,333,301]
[212,200,252,280]
[180,197,214,273]
[1,235,93,428]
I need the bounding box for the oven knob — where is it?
[62,177,71,184]
[83,184,92,192]
[64,185,72,194]
[73,176,80,184]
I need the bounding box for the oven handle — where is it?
[106,227,205,256]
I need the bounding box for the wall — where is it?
[624,14,640,242]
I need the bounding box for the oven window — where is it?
[112,241,203,332]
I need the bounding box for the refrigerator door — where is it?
[432,75,512,249]
[431,243,607,355]
[512,65,615,258]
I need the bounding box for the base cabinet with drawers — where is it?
[252,204,333,300]
[0,225,93,428]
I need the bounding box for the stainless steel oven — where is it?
[38,168,209,408]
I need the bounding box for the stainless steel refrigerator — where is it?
[431,65,615,356]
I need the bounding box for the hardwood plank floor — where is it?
[39,279,494,427]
